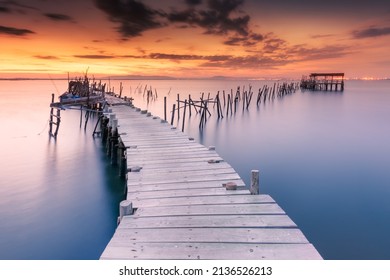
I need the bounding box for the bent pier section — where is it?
[99,94,322,260]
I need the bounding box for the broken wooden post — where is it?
[250,170,259,195]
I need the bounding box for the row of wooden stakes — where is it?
[163,82,299,131]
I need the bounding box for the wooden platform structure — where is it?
[99,95,322,260]
[301,73,344,91]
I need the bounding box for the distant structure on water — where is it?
[300,73,344,91]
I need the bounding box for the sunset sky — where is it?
[1,0,390,79]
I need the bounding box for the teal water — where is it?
[0,79,389,259]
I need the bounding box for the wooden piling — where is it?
[188,94,192,116]
[226,94,230,116]
[177,94,180,119]
[216,94,221,118]
[164,96,167,121]
[250,170,259,195]
[171,104,176,125]
[49,94,54,135]
[182,100,187,132]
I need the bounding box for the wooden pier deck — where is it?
[100,96,322,260]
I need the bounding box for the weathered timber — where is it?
[99,96,322,260]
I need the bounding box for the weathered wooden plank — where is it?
[110,228,309,244]
[127,168,238,182]
[125,143,210,151]
[100,242,322,260]
[133,203,285,217]
[128,161,232,173]
[127,178,245,193]
[126,156,224,166]
[127,188,249,201]
[126,147,209,156]
[125,193,272,208]
[119,214,297,229]
[126,151,220,161]
[126,173,242,186]
[125,160,230,170]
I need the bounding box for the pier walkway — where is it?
[100,96,322,260]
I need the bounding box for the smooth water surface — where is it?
[0,80,125,259]
[0,79,389,259]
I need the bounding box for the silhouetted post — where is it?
[49,94,54,135]
[216,94,221,118]
[182,100,187,132]
[164,96,167,121]
[171,104,176,125]
[177,94,180,119]
[226,94,230,116]
[250,170,259,195]
[188,94,192,116]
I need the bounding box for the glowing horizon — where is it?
[1,0,390,79]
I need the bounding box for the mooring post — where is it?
[250,170,259,195]
[118,200,133,224]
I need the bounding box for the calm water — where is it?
[0,79,389,260]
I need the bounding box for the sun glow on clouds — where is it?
[0,0,390,79]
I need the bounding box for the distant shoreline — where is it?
[0,77,388,81]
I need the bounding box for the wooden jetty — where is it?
[300,73,344,91]
[48,75,133,137]
[99,94,322,260]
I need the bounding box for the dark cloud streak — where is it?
[0,25,35,36]
[0,6,11,13]
[34,55,59,60]
[44,13,73,22]
[352,26,390,39]
[185,0,203,5]
[74,55,117,59]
